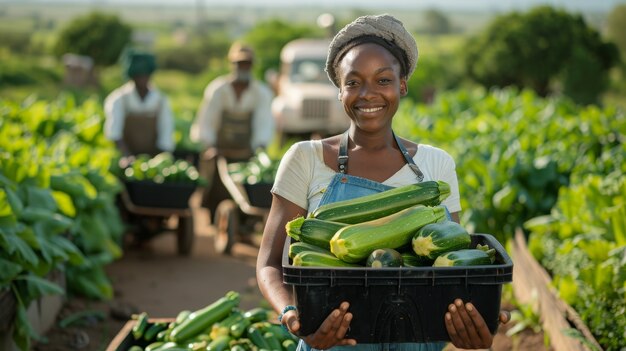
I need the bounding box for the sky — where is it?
[14,0,626,12]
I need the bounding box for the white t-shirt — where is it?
[103,81,175,152]
[190,75,275,150]
[272,140,461,214]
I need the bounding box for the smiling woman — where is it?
[255,13,510,351]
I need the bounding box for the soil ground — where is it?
[29,191,550,351]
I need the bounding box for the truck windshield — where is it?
[290,58,329,84]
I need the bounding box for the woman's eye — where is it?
[378,78,392,84]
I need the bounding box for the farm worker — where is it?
[190,41,275,216]
[256,14,510,351]
[104,50,175,160]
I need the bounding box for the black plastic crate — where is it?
[125,181,196,209]
[243,182,273,208]
[282,233,513,343]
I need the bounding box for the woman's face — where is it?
[337,42,407,132]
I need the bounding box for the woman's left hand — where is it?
[445,299,510,349]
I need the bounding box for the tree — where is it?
[422,9,451,35]
[464,6,619,104]
[54,12,132,67]
[607,4,626,57]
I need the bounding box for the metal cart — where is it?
[119,183,195,256]
[212,156,272,254]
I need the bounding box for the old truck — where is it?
[271,38,349,139]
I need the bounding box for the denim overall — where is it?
[297,131,448,351]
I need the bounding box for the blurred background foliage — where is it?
[1,1,625,193]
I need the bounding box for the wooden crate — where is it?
[106,318,173,351]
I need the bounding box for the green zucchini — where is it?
[144,322,169,341]
[282,339,297,351]
[288,241,333,259]
[286,216,347,250]
[247,325,272,350]
[330,205,446,263]
[132,312,149,340]
[210,310,244,339]
[292,251,361,267]
[263,331,283,351]
[206,335,231,351]
[432,248,496,267]
[169,291,240,342]
[412,221,471,260]
[229,318,251,338]
[366,248,403,268]
[145,342,164,351]
[310,180,450,224]
[400,252,434,267]
[242,307,272,323]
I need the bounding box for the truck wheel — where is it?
[214,200,239,255]
[177,214,194,256]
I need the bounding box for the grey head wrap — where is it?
[325,14,418,87]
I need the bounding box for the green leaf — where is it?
[4,232,39,267]
[13,303,34,351]
[556,275,578,305]
[25,186,58,212]
[15,274,64,297]
[0,257,23,285]
[0,188,14,217]
[50,235,85,266]
[493,184,517,211]
[51,190,76,218]
[4,187,23,217]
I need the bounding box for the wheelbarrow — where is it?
[212,156,272,254]
[119,181,196,256]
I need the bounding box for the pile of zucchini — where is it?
[286,180,497,268]
[125,291,299,351]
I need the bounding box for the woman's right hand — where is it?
[282,301,357,349]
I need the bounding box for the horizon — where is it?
[6,0,626,12]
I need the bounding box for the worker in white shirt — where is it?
[191,42,275,216]
[104,51,175,160]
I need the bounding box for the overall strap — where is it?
[393,132,425,182]
[338,130,424,181]
[338,130,349,174]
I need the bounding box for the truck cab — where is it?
[271,38,349,138]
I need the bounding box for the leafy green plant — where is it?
[506,290,542,337]
[0,94,124,349]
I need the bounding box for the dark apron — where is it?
[216,110,253,161]
[121,95,162,157]
[201,110,254,215]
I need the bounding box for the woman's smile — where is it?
[357,105,384,113]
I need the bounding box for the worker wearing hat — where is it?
[191,41,275,216]
[104,50,175,158]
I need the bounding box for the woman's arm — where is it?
[256,193,305,316]
[256,194,357,349]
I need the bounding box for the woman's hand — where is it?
[282,302,357,349]
[445,299,510,349]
